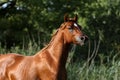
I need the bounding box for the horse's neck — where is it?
[48,33,70,67]
[36,31,70,67]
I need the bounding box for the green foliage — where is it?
[0,0,120,79]
[0,0,120,65]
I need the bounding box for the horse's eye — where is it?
[68,27,73,33]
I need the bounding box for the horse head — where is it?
[59,14,88,46]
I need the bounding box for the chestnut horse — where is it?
[0,14,88,80]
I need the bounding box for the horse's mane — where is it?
[45,29,59,48]
[38,23,66,53]
[37,29,59,54]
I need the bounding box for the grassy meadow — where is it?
[0,42,120,80]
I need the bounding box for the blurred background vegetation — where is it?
[0,0,120,63]
[0,0,120,79]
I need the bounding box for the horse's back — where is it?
[0,53,24,80]
[0,53,38,80]
[0,53,24,64]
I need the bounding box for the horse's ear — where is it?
[64,14,69,22]
[74,14,78,22]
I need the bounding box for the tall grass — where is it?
[0,41,120,80]
[67,57,120,80]
[67,40,120,80]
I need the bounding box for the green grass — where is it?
[67,60,120,80]
[0,43,120,80]
[67,52,120,80]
